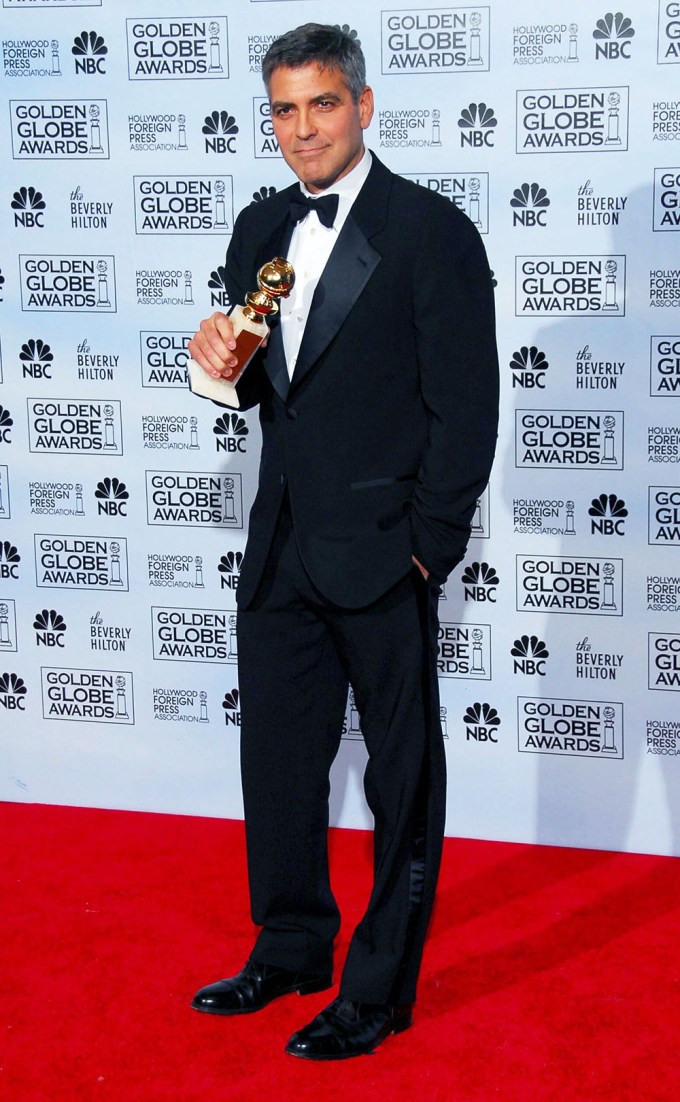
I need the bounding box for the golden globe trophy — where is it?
[187,256,295,408]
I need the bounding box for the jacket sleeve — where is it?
[408,205,499,583]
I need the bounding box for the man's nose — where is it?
[296,109,317,139]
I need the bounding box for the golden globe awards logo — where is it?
[515,255,626,316]
[402,172,489,231]
[133,176,233,234]
[381,8,490,73]
[151,606,234,663]
[252,98,279,158]
[649,487,680,543]
[658,2,680,63]
[0,465,9,520]
[140,331,191,387]
[649,633,680,689]
[437,621,491,678]
[28,399,122,454]
[0,600,18,652]
[516,555,623,615]
[518,697,623,758]
[10,100,109,159]
[654,169,680,230]
[650,336,680,394]
[35,534,128,591]
[20,255,116,312]
[145,470,243,528]
[125,18,229,80]
[516,87,629,152]
[41,667,134,724]
[515,410,624,468]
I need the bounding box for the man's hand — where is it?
[412,555,429,580]
[188,312,239,380]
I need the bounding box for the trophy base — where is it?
[187,304,269,409]
[187,358,241,408]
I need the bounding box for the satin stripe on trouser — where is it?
[236,501,446,1004]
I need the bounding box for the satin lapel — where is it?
[289,216,380,392]
[254,213,294,403]
[288,156,392,394]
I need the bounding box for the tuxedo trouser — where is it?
[236,501,446,1005]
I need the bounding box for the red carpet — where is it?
[2,802,679,1101]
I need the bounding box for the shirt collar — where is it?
[298,147,372,204]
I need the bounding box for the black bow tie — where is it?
[289,191,339,229]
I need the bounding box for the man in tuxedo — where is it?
[188,23,498,1060]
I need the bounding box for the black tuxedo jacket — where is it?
[220,154,499,609]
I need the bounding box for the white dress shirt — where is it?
[280,148,372,379]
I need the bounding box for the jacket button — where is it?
[286,408,298,420]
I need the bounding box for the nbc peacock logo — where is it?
[202,111,239,154]
[461,561,499,602]
[12,186,46,229]
[33,608,67,648]
[511,635,549,675]
[463,702,501,743]
[511,182,550,227]
[458,102,497,147]
[72,31,108,75]
[214,413,248,454]
[222,687,241,726]
[0,672,27,711]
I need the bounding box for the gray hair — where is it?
[262,23,366,103]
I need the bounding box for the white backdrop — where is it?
[1,0,679,857]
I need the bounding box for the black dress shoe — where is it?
[285,997,413,1060]
[191,959,332,1015]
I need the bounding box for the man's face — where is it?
[269,62,374,193]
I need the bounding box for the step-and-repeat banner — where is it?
[1,0,679,855]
